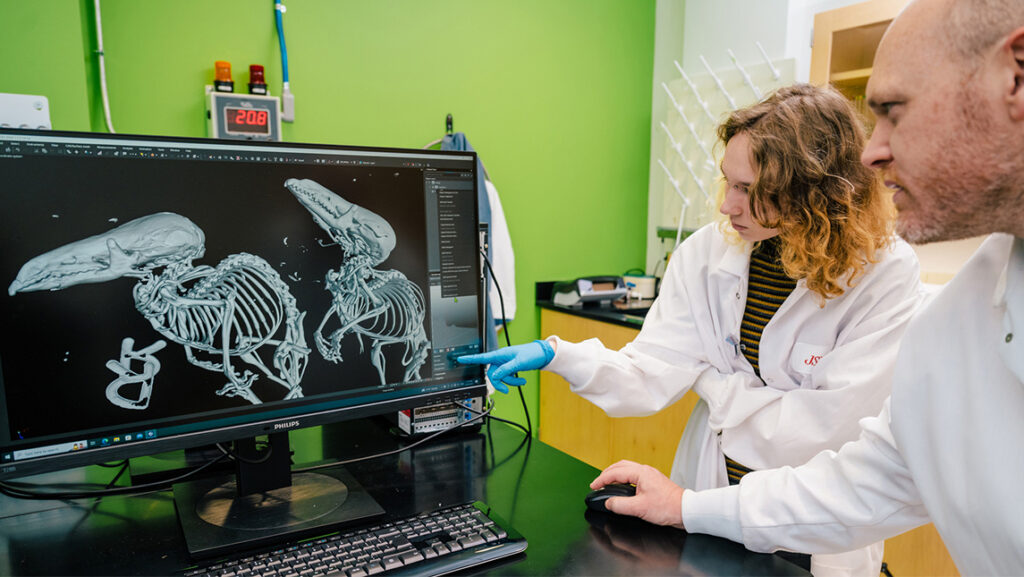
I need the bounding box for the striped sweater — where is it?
[728,236,797,485]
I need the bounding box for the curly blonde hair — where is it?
[717,83,895,302]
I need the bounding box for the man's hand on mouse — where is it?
[591,460,686,529]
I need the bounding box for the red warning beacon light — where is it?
[248,65,268,96]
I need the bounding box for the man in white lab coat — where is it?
[592,0,1024,574]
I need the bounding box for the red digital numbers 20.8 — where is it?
[234,109,268,126]
[224,106,271,135]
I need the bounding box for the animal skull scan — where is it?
[9,212,310,407]
[284,178,429,385]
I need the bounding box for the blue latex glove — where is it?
[457,340,555,393]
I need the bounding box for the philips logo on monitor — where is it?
[272,420,301,431]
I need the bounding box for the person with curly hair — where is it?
[460,82,925,575]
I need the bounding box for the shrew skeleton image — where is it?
[9,212,310,407]
[285,178,429,385]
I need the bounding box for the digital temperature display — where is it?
[207,91,280,141]
[224,106,271,136]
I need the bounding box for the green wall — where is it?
[1,0,654,429]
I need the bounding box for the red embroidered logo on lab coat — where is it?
[791,342,828,374]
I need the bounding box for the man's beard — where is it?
[896,86,1018,244]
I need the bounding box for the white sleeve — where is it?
[694,244,923,468]
[485,179,516,321]
[683,398,930,554]
[546,238,714,417]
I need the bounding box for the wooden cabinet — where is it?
[809,0,906,103]
[538,308,698,475]
[539,307,958,575]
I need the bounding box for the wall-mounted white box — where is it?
[0,93,52,130]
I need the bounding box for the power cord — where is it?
[0,451,231,501]
[448,396,525,437]
[293,402,494,474]
[216,440,275,465]
[479,248,532,438]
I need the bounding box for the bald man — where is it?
[590,1,1024,574]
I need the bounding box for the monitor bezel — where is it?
[0,128,488,482]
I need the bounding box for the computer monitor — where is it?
[0,128,487,556]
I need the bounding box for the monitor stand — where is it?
[172,432,384,559]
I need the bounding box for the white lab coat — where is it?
[683,233,1024,576]
[546,223,923,576]
[485,179,516,322]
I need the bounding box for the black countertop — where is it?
[0,419,808,576]
[536,281,651,330]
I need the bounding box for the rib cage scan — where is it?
[7,212,310,407]
[284,178,429,385]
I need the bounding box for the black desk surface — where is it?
[0,419,809,576]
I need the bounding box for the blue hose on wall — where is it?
[275,1,289,84]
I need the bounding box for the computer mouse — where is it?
[584,483,637,514]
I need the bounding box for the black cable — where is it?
[216,440,275,464]
[63,459,134,536]
[479,248,532,437]
[466,397,529,437]
[103,460,129,489]
[485,411,497,470]
[0,450,232,501]
[483,413,530,437]
[482,407,532,526]
[483,409,533,471]
[293,403,494,474]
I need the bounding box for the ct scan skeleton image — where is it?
[284,178,429,385]
[8,212,310,407]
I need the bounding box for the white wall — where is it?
[682,0,789,73]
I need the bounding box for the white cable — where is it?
[94,0,115,133]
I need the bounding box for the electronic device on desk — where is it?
[0,129,504,564]
[390,396,484,438]
[552,276,628,307]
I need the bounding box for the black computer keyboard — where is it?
[183,501,527,577]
